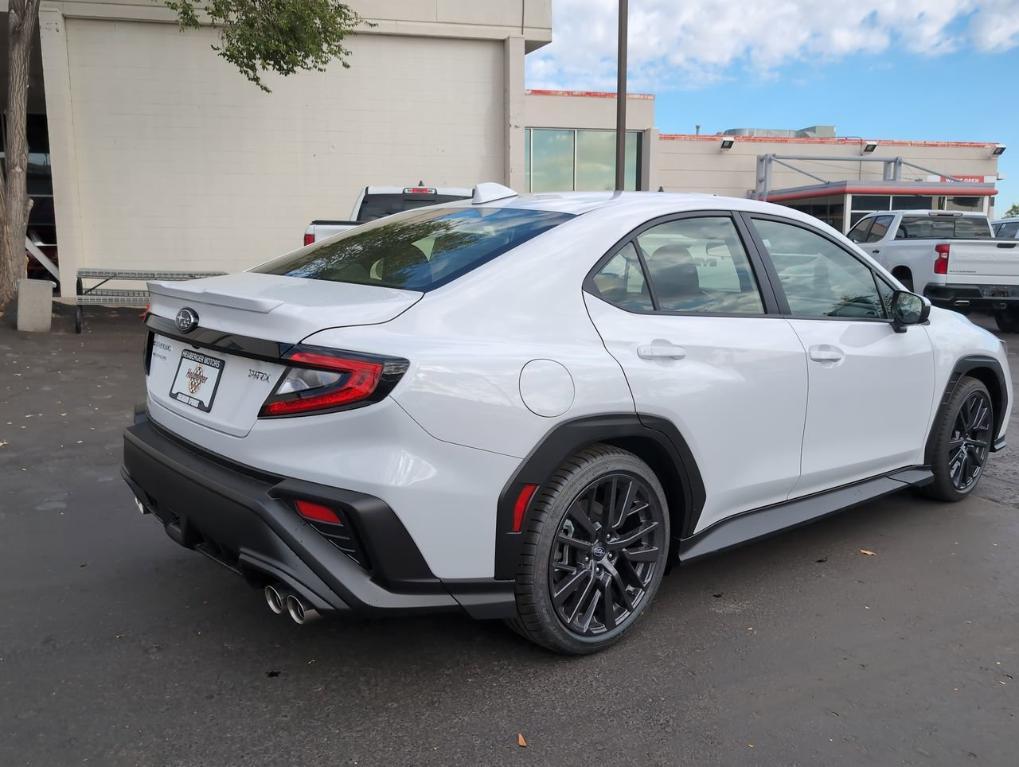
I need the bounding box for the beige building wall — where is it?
[40,1,551,295]
[653,134,1001,198]
[524,90,655,131]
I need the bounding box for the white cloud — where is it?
[526,0,1019,91]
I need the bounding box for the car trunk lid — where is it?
[145,273,421,437]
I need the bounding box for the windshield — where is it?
[255,207,575,291]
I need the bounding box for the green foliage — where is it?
[165,0,369,92]
[1005,203,1019,218]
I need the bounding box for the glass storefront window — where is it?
[783,195,845,233]
[525,128,642,193]
[529,129,575,193]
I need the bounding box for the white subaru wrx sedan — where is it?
[123,185,1011,654]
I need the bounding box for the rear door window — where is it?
[635,216,764,314]
[589,243,654,311]
[256,207,574,291]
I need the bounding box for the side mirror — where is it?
[890,290,930,332]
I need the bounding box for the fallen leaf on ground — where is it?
[859,549,877,556]
[517,733,527,748]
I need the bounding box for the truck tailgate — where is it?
[948,240,1019,284]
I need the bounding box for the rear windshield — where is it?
[357,193,470,222]
[895,216,992,240]
[255,207,575,291]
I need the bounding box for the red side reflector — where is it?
[295,499,342,525]
[303,233,315,247]
[512,484,539,532]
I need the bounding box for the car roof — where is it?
[995,217,1019,224]
[441,190,815,219]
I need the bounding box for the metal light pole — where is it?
[614,0,628,192]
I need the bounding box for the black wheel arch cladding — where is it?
[494,414,705,579]
[924,355,1008,465]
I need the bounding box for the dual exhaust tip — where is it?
[264,584,320,625]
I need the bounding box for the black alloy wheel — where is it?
[508,444,670,654]
[549,474,665,636]
[925,377,994,502]
[947,389,992,492]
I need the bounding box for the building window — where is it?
[524,128,642,193]
[783,195,845,233]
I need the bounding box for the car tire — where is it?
[508,444,670,654]
[924,377,994,502]
[994,310,1019,333]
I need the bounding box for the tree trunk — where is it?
[0,0,41,308]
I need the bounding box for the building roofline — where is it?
[659,133,999,149]
[525,89,655,100]
[764,180,998,203]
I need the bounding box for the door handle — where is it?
[808,345,845,364]
[871,249,880,254]
[637,339,687,360]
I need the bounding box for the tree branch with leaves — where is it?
[165,0,369,92]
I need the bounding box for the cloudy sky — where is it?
[526,0,1019,209]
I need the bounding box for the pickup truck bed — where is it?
[849,210,1019,330]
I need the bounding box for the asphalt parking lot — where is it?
[2,309,1018,766]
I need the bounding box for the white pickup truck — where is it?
[848,210,1019,330]
[303,185,472,245]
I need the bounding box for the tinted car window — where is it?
[753,219,885,319]
[356,193,471,222]
[847,218,873,243]
[896,216,992,239]
[589,243,654,311]
[634,217,764,314]
[256,207,574,291]
[998,222,1019,239]
[867,216,893,242]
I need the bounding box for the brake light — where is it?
[259,346,408,417]
[403,187,436,195]
[303,233,315,247]
[295,499,343,525]
[934,243,950,275]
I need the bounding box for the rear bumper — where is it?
[924,283,1019,311]
[121,413,515,619]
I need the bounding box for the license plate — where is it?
[169,349,225,412]
[982,286,1015,298]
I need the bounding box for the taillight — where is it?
[303,233,315,247]
[259,346,408,417]
[934,243,950,275]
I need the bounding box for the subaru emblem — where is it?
[175,307,199,333]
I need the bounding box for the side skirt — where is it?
[677,467,933,563]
